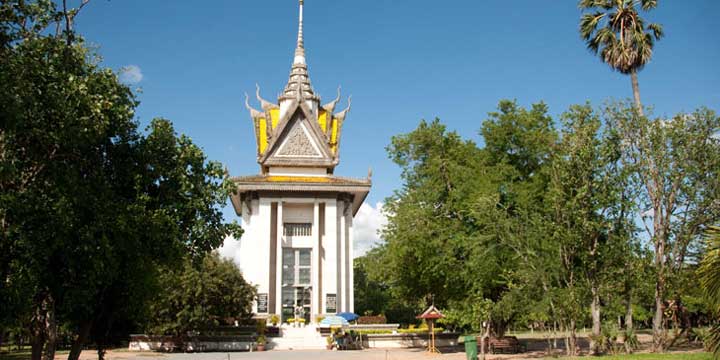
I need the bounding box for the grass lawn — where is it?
[560,353,712,360]
[0,350,31,360]
[0,349,69,360]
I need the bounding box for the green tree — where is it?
[353,249,391,317]
[0,2,242,359]
[545,104,628,354]
[382,119,493,308]
[579,0,663,116]
[480,100,560,341]
[147,253,256,336]
[607,103,720,351]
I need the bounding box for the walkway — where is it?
[65,349,472,360]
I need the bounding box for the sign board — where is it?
[257,293,268,313]
[326,294,337,313]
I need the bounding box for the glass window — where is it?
[282,248,295,266]
[299,268,311,285]
[279,248,314,323]
[282,287,294,306]
[282,268,294,286]
[299,249,311,266]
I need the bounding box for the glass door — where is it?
[281,248,312,323]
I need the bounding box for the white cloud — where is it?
[218,235,242,268]
[353,202,387,258]
[119,65,143,84]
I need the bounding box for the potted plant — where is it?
[326,335,334,350]
[298,318,306,328]
[256,335,267,351]
[256,320,267,351]
[270,314,280,326]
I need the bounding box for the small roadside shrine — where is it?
[416,305,445,354]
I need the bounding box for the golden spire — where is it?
[281,0,318,103]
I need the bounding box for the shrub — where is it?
[358,315,387,324]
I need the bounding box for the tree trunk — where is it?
[653,217,666,353]
[31,335,45,360]
[653,280,665,352]
[30,292,49,360]
[625,290,635,353]
[630,70,644,117]
[479,321,491,360]
[590,285,601,354]
[567,319,577,356]
[625,288,634,330]
[68,321,92,360]
[42,294,57,360]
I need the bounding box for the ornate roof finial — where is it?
[244,93,263,119]
[256,84,277,111]
[322,86,342,113]
[334,95,352,121]
[294,0,305,65]
[280,0,318,104]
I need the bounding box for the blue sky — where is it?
[75,0,719,252]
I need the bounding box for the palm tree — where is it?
[699,226,720,357]
[579,0,663,117]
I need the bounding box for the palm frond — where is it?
[579,0,614,10]
[596,27,617,46]
[700,227,720,304]
[640,0,658,11]
[707,323,720,358]
[647,23,664,39]
[580,12,606,39]
[699,226,720,358]
[578,0,661,74]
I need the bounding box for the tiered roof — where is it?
[233,0,370,216]
[244,0,351,174]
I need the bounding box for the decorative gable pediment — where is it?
[259,103,337,169]
[274,119,322,158]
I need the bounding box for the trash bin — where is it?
[464,335,478,360]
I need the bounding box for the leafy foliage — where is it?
[147,253,256,336]
[699,227,720,357]
[0,2,244,359]
[579,0,663,75]
[357,99,719,357]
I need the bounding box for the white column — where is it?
[311,199,320,318]
[275,201,284,316]
[348,213,354,313]
[323,199,337,311]
[339,201,346,312]
[242,198,269,314]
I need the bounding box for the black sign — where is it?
[257,293,268,313]
[326,294,337,313]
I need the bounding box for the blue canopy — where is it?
[337,312,359,322]
[319,315,349,326]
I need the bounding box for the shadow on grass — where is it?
[0,350,31,360]
[1,350,72,360]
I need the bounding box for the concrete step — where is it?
[270,325,327,350]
